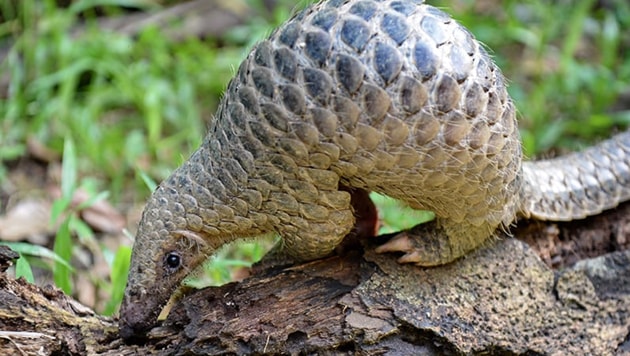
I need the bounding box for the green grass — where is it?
[0,0,628,314]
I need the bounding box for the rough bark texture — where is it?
[1,203,630,355]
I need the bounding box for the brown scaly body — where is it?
[119,0,630,338]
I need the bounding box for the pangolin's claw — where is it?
[374,232,414,254]
[398,251,424,264]
[374,221,462,267]
[375,230,433,264]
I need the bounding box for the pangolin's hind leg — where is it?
[375,219,497,266]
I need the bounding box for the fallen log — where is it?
[0,203,629,355]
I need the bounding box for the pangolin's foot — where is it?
[375,221,460,267]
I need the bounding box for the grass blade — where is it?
[61,137,77,200]
[15,254,35,283]
[53,219,73,294]
[0,242,74,271]
[102,245,131,316]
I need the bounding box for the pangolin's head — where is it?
[119,161,220,339]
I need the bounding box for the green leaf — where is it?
[69,215,94,243]
[370,192,434,234]
[69,0,159,15]
[138,170,157,192]
[50,197,71,227]
[0,144,25,161]
[0,242,74,271]
[102,245,131,316]
[53,219,74,294]
[15,254,35,283]
[61,137,77,200]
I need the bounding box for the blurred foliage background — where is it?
[0,0,628,315]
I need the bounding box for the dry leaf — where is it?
[0,199,54,245]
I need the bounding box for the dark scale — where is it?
[274,47,298,81]
[380,12,410,45]
[373,41,403,84]
[304,30,332,65]
[279,22,301,47]
[340,18,372,52]
[389,0,416,16]
[349,0,378,20]
[251,67,276,98]
[335,54,365,93]
[312,8,339,30]
[302,67,334,104]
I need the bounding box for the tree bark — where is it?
[0,204,629,355]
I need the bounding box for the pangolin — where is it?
[119,0,630,338]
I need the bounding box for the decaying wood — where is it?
[0,203,629,355]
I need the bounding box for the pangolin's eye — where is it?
[164,252,182,272]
